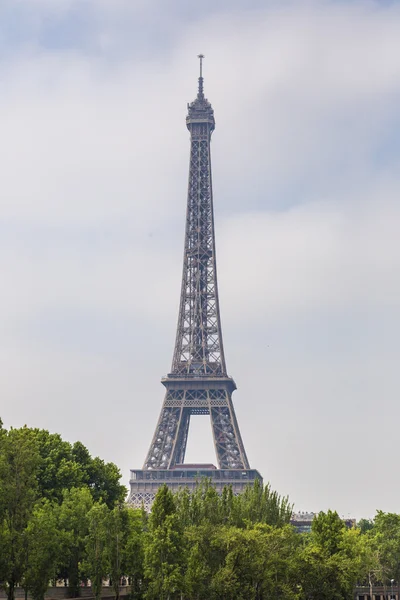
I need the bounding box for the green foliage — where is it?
[106,506,132,600]
[150,484,176,528]
[184,525,214,600]
[358,518,374,534]
[6,420,400,600]
[84,503,110,600]
[0,427,41,600]
[366,511,400,585]
[24,501,61,600]
[144,486,184,600]
[58,487,94,597]
[174,479,293,529]
[32,429,126,507]
[121,507,145,599]
[0,423,126,600]
[235,479,293,528]
[33,430,84,503]
[299,511,364,600]
[311,510,347,555]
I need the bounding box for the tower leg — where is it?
[143,406,181,470]
[170,408,191,466]
[210,398,249,470]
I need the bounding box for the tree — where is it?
[174,479,292,530]
[144,485,184,600]
[32,429,126,508]
[106,505,136,600]
[0,422,128,599]
[122,508,145,599]
[183,524,217,600]
[232,480,293,528]
[84,503,110,600]
[58,487,94,597]
[297,511,363,600]
[353,528,379,600]
[33,430,83,504]
[211,527,256,600]
[24,501,61,600]
[311,510,346,555]
[87,458,126,509]
[0,427,40,600]
[358,518,374,534]
[211,524,300,600]
[367,512,400,586]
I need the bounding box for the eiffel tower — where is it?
[128,56,262,510]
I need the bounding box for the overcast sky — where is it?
[1,0,399,519]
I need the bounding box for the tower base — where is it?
[128,464,263,511]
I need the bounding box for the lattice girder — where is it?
[171,115,226,377]
[143,380,249,470]
[142,62,251,475]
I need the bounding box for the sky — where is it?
[1,0,400,519]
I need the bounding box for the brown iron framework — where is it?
[141,56,250,474]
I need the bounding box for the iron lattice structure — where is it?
[142,57,250,473]
[128,58,262,510]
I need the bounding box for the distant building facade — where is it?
[290,511,356,533]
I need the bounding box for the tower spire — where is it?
[197,53,204,98]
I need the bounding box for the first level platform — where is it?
[128,464,263,511]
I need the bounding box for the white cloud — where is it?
[219,184,400,324]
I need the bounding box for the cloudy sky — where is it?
[1,0,399,519]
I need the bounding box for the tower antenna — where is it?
[197,53,204,97]
[198,53,204,77]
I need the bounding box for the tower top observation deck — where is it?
[186,54,215,130]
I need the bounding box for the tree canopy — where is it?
[2,421,400,600]
[0,423,126,600]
